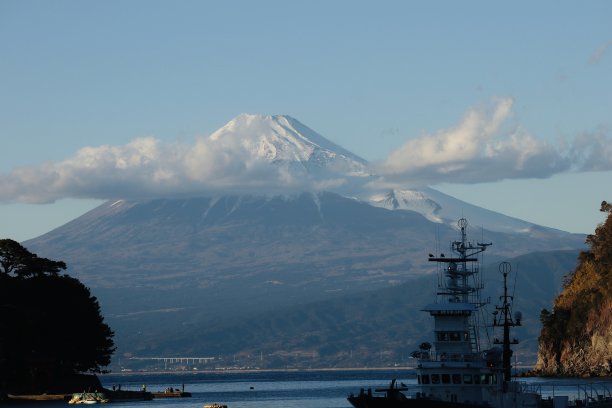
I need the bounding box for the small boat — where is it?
[103,389,153,402]
[151,386,192,398]
[6,394,67,402]
[204,403,228,408]
[68,392,109,404]
[347,218,612,408]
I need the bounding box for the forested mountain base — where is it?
[534,202,612,377]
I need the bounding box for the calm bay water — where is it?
[12,370,612,408]
[98,370,612,408]
[98,370,396,408]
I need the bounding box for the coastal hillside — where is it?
[534,201,612,377]
[21,115,586,367]
[25,193,585,365]
[103,249,578,370]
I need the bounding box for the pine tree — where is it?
[0,240,115,393]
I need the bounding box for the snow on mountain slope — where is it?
[367,189,443,223]
[364,187,570,235]
[209,114,369,176]
[206,113,579,236]
[420,187,536,233]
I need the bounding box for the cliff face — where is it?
[534,202,612,377]
[535,297,612,376]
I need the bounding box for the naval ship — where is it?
[348,218,612,408]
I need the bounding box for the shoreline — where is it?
[101,366,419,376]
[99,366,610,380]
[100,365,543,377]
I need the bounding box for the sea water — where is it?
[99,370,612,408]
[98,370,397,408]
[9,370,612,408]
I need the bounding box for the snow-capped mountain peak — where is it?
[368,189,443,223]
[209,114,368,174]
[203,114,572,236]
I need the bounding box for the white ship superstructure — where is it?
[416,218,539,407]
[348,218,556,408]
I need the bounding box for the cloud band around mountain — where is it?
[371,97,595,186]
[1,136,322,204]
[1,100,611,204]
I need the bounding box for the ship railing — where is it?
[522,381,612,407]
[511,381,541,395]
[575,382,612,406]
[424,352,482,362]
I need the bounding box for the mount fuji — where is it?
[24,114,586,367]
[193,113,576,236]
[210,113,368,172]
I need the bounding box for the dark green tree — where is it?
[0,239,66,278]
[0,240,114,393]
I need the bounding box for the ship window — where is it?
[442,374,450,384]
[473,375,480,384]
[481,374,497,385]
[452,374,461,384]
[417,375,421,384]
[422,375,430,384]
[436,331,469,342]
[431,374,440,384]
[437,332,450,341]
[463,374,473,384]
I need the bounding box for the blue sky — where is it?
[1,0,611,241]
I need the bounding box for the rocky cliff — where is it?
[534,202,612,377]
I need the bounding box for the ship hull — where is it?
[348,394,488,408]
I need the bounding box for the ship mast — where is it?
[492,262,521,383]
[428,218,491,353]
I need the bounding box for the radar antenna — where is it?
[492,262,521,382]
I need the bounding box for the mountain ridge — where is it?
[101,249,581,370]
[21,114,588,368]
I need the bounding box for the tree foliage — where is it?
[538,201,612,375]
[0,240,114,393]
[0,239,67,278]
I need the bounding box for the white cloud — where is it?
[0,133,337,204]
[570,127,612,171]
[370,98,589,188]
[1,104,611,204]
